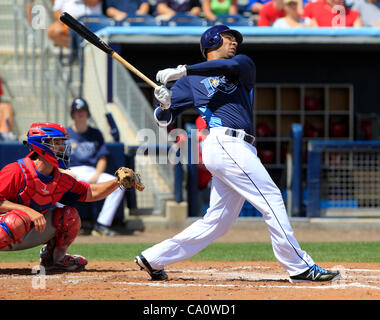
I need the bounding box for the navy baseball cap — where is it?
[70,97,90,118]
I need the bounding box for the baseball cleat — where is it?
[289,264,341,283]
[135,254,168,281]
[91,222,117,237]
[39,243,54,267]
[40,244,88,271]
[46,254,88,271]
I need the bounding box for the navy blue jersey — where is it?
[156,54,256,135]
[67,126,109,167]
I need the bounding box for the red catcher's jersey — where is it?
[0,157,89,214]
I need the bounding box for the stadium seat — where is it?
[0,142,28,170]
[118,14,158,26]
[165,13,207,26]
[213,14,256,26]
[239,201,262,217]
[78,14,116,31]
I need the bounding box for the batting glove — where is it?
[154,85,172,110]
[156,65,187,85]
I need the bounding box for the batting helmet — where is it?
[200,24,243,59]
[70,97,90,118]
[25,122,71,169]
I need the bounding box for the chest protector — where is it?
[17,157,72,214]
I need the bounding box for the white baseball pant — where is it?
[142,127,315,276]
[69,165,124,226]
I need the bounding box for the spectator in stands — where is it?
[0,77,17,142]
[67,97,125,236]
[202,0,239,22]
[302,0,362,27]
[104,0,150,21]
[257,0,286,26]
[352,0,380,27]
[251,0,308,20]
[47,0,103,48]
[272,0,312,27]
[155,0,201,21]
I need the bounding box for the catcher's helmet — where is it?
[25,122,71,169]
[70,97,90,118]
[200,24,243,59]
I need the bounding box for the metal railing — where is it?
[112,59,158,134]
[13,0,79,128]
[112,58,174,196]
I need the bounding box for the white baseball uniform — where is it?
[144,54,315,276]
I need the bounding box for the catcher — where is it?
[0,122,143,271]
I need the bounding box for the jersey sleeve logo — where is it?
[72,141,98,160]
[201,76,238,97]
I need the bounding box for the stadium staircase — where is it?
[0,0,177,227]
[0,0,81,138]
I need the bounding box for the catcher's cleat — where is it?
[289,264,341,283]
[39,242,54,267]
[135,254,168,281]
[40,244,88,271]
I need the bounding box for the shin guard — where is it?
[52,206,81,253]
[0,210,32,250]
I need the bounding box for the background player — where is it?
[67,97,125,236]
[135,24,341,283]
[0,122,138,271]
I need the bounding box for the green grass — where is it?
[1,242,380,263]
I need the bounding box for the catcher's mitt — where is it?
[114,167,145,191]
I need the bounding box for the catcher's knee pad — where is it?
[0,210,32,250]
[52,206,81,249]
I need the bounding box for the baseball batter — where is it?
[135,25,341,283]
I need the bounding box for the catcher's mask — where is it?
[200,24,243,59]
[24,122,71,169]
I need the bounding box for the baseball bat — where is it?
[59,12,158,89]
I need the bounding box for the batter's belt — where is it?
[224,128,255,145]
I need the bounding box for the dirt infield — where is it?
[1,261,380,300]
[1,227,380,300]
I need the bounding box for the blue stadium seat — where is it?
[165,13,207,26]
[0,142,28,170]
[239,201,262,217]
[202,201,262,217]
[77,14,117,32]
[213,14,256,26]
[118,14,158,26]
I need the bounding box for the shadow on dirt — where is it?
[0,268,134,276]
